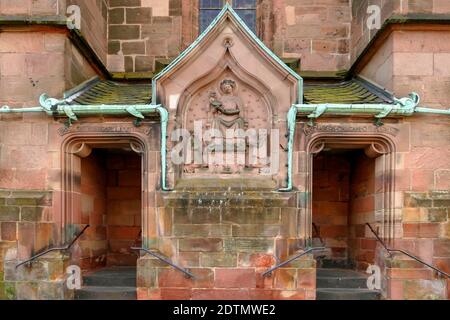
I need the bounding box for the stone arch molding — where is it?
[58,133,156,246]
[299,132,399,245]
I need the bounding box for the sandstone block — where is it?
[179,238,222,252]
[200,253,237,268]
[214,268,256,289]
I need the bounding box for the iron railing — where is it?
[16,224,90,269]
[262,247,327,277]
[131,247,195,279]
[366,223,449,278]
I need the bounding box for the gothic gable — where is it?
[152,4,302,116]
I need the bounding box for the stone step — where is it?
[316,288,381,300]
[317,268,369,289]
[75,286,137,300]
[316,268,380,300]
[83,267,136,287]
[317,259,354,269]
[317,268,368,278]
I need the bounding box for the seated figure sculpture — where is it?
[206,79,248,173]
[209,79,247,133]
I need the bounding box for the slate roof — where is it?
[67,80,151,105]
[65,78,393,106]
[303,79,393,104]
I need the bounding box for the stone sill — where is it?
[0,15,67,25]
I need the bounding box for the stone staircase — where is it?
[75,267,137,300]
[316,268,381,300]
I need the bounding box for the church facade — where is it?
[0,0,449,300]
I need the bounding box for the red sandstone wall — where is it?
[0,0,66,16]
[351,0,400,65]
[105,0,353,73]
[0,30,96,196]
[312,151,377,270]
[107,0,182,73]
[78,151,142,269]
[68,0,109,66]
[105,152,142,266]
[348,152,376,271]
[361,28,450,106]
[79,151,108,270]
[0,1,108,66]
[108,0,450,74]
[0,30,96,107]
[359,26,450,300]
[0,31,65,107]
[312,154,350,264]
[3,1,449,75]
[275,0,352,72]
[351,0,450,65]
[360,28,450,187]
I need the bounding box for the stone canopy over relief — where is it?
[153,5,301,183]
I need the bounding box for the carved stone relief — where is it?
[182,72,272,175]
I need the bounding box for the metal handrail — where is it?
[366,223,449,278]
[16,224,90,269]
[131,247,195,279]
[262,247,327,277]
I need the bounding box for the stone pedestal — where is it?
[137,252,316,300]
[137,189,316,300]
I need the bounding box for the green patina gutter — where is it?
[0,95,170,191]
[282,93,450,191]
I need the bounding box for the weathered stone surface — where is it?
[200,253,237,268]
[215,268,256,289]
[37,281,67,300]
[109,25,141,40]
[15,282,39,300]
[174,224,210,237]
[126,8,152,24]
[0,206,20,221]
[232,225,280,237]
[122,41,146,55]
[274,269,297,290]
[109,8,125,24]
[0,281,16,300]
[21,207,44,222]
[0,222,17,241]
[135,56,153,72]
[137,264,157,288]
[158,268,214,289]
[179,238,223,252]
[238,253,276,268]
[403,279,447,300]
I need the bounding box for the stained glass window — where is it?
[199,0,257,33]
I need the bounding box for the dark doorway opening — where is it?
[312,149,377,271]
[79,148,142,271]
